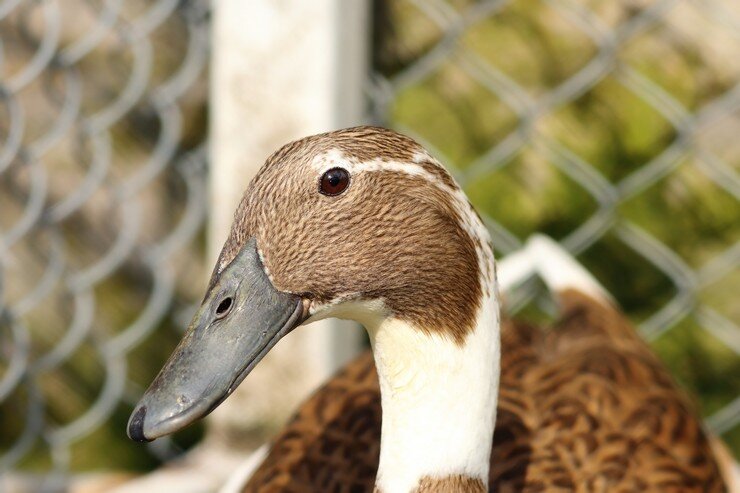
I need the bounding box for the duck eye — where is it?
[319,167,350,196]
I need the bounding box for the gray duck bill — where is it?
[127,238,305,442]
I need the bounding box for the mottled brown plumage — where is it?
[243,290,726,492]
[411,476,487,493]
[215,126,484,343]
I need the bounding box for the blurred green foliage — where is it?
[375,0,740,455]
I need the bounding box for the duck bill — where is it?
[127,238,306,442]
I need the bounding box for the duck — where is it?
[126,126,731,492]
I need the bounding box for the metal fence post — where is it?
[208,0,370,446]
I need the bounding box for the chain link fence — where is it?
[0,0,210,483]
[0,0,738,486]
[369,0,739,451]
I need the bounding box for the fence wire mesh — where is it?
[369,0,740,452]
[0,0,210,482]
[0,0,738,485]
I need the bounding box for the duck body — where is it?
[243,290,724,492]
[127,127,728,493]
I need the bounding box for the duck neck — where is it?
[366,292,500,493]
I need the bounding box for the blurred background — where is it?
[0,0,738,491]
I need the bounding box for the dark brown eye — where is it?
[319,167,350,196]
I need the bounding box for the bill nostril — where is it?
[216,297,233,318]
[127,405,151,442]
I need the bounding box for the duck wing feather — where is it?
[242,291,726,492]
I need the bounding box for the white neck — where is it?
[365,291,500,493]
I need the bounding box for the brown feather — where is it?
[215,126,484,343]
[408,475,486,493]
[242,291,726,492]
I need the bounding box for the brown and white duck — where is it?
[128,126,731,492]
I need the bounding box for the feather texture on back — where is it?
[242,290,725,492]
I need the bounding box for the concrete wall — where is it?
[208,0,370,445]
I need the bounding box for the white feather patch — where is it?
[367,293,500,493]
[526,234,614,303]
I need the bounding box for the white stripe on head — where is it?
[312,149,496,291]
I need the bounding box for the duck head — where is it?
[128,128,498,478]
